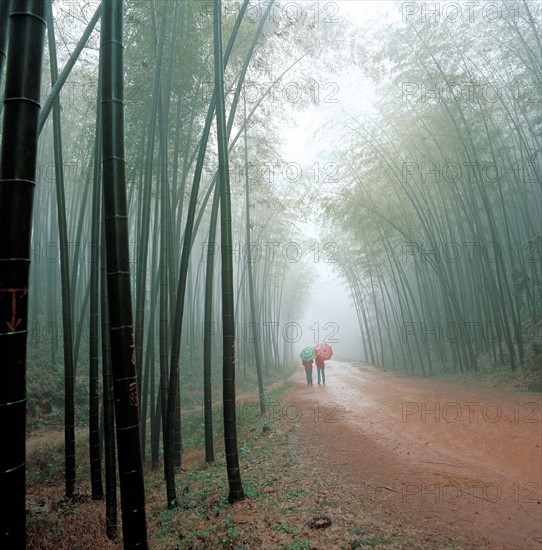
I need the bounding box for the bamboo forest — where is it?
[0,0,541,548]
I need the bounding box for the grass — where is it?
[27,379,358,548]
[26,380,310,549]
[26,367,481,549]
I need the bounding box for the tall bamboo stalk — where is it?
[88,49,104,501]
[45,0,77,499]
[214,0,244,503]
[0,1,46,545]
[100,0,147,547]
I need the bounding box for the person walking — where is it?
[302,358,314,386]
[315,356,326,385]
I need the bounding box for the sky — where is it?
[335,0,396,24]
[279,1,399,362]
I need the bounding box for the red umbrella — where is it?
[315,343,333,361]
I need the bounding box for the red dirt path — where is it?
[286,361,542,549]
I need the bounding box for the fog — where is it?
[295,261,363,361]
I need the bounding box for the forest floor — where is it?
[26,362,541,549]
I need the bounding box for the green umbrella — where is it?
[300,346,315,361]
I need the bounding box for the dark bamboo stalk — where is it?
[89,47,104,500]
[214,0,244,503]
[0,1,46,545]
[203,186,220,463]
[101,214,117,540]
[100,1,147,547]
[45,0,77,499]
[243,89,265,415]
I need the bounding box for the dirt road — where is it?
[285,361,542,549]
